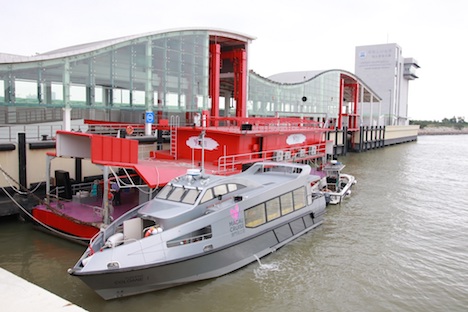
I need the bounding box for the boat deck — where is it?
[34,189,140,223]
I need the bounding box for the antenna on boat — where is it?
[195,113,207,174]
[198,129,205,174]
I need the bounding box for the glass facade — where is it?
[248,71,340,118]
[0,30,210,114]
[1,29,376,125]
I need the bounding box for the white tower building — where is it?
[355,43,419,126]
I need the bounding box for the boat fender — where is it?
[105,232,124,248]
[82,254,94,267]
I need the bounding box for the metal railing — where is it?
[0,120,90,142]
[216,142,327,174]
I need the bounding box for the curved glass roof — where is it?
[0,28,255,63]
[0,28,380,127]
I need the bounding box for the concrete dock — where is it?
[0,267,87,311]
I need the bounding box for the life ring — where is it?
[126,125,134,135]
[144,226,162,237]
[144,227,155,237]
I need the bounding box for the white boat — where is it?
[316,160,356,205]
[68,162,327,300]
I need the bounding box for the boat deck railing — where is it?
[208,116,327,130]
[208,123,323,133]
[47,181,96,202]
[215,142,327,175]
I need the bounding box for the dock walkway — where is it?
[0,267,87,311]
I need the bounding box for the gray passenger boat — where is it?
[68,162,327,300]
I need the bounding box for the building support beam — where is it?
[232,49,247,119]
[63,59,71,131]
[209,44,220,126]
[145,39,154,135]
[338,78,344,129]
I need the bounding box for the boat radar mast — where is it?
[198,129,206,174]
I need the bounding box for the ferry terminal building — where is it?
[0,28,418,140]
[0,28,421,217]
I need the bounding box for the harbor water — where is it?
[1,135,467,311]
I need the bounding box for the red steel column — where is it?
[353,83,359,129]
[338,78,344,129]
[233,49,247,118]
[209,44,220,126]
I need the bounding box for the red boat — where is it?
[32,115,332,242]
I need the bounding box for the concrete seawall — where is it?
[0,268,87,311]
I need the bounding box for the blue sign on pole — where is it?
[145,112,154,124]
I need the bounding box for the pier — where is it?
[0,267,86,311]
[327,125,419,155]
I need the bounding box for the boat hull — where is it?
[32,190,141,240]
[32,208,99,239]
[71,209,324,300]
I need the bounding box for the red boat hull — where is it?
[32,208,99,239]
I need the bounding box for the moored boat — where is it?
[68,161,327,299]
[315,160,356,204]
[31,130,203,241]
[31,116,332,241]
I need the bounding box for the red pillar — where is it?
[338,78,344,129]
[233,49,247,118]
[353,83,359,129]
[209,44,220,126]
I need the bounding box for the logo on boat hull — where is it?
[230,204,239,221]
[229,204,245,237]
[186,136,219,150]
[286,134,306,145]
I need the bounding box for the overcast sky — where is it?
[1,0,466,121]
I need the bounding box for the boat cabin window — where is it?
[156,185,172,199]
[213,184,228,197]
[156,185,201,205]
[245,186,307,228]
[200,189,214,203]
[245,203,266,227]
[293,187,306,210]
[280,193,294,215]
[182,189,201,204]
[200,183,246,204]
[266,197,281,221]
[168,187,185,201]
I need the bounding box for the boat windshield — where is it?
[156,185,201,204]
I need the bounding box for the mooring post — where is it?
[75,158,82,183]
[382,126,386,148]
[343,126,348,155]
[18,133,27,191]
